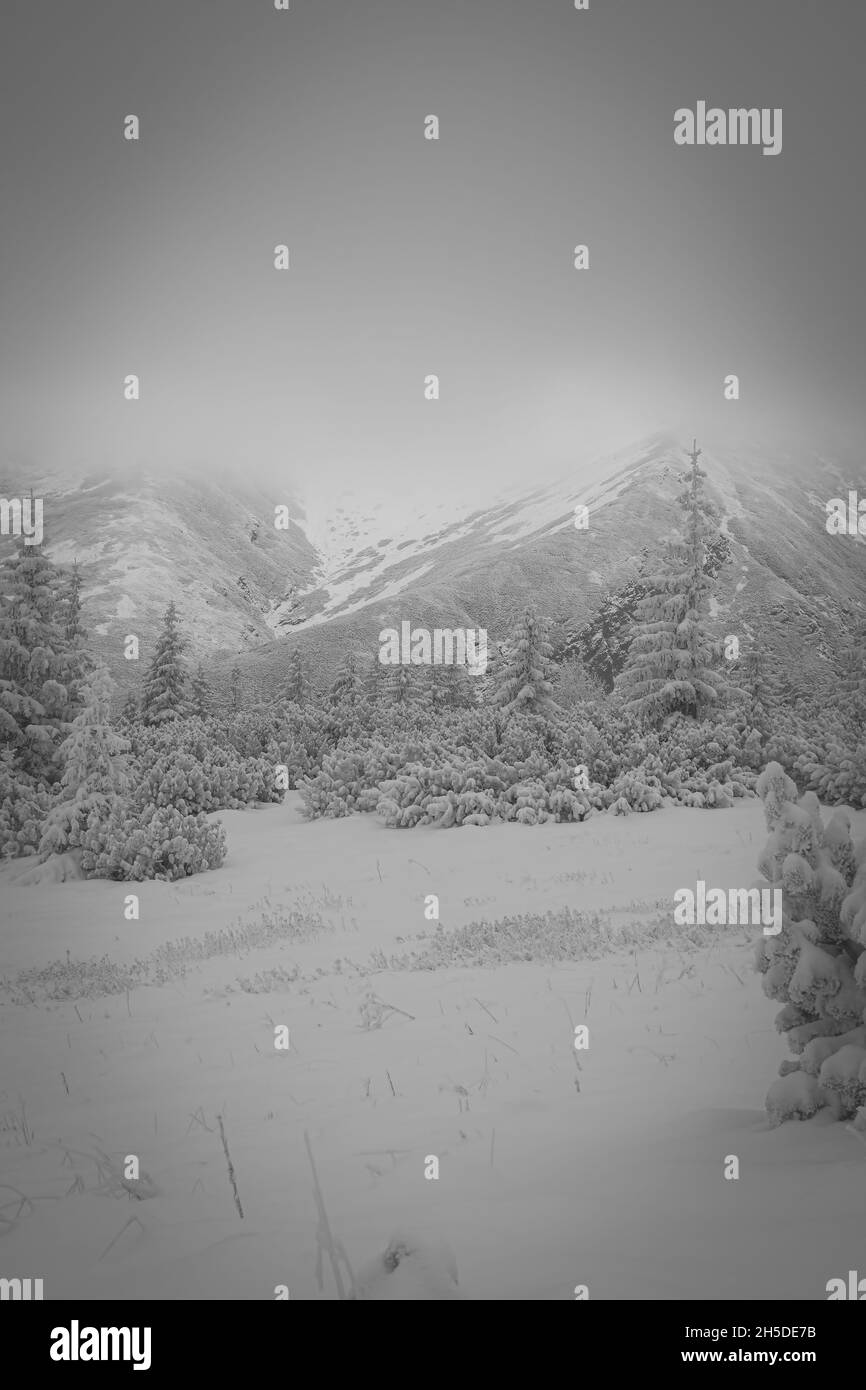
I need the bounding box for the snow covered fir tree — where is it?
[141,600,189,724]
[283,646,310,706]
[0,539,81,781]
[615,442,730,724]
[493,603,558,716]
[756,761,866,1130]
[33,666,130,879]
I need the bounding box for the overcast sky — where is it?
[1,0,863,501]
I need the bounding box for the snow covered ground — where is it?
[1,798,864,1300]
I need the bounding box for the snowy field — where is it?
[2,796,864,1301]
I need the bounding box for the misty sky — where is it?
[1,0,864,501]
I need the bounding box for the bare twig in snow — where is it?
[217,1114,244,1219]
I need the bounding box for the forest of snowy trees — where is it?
[2,445,864,878]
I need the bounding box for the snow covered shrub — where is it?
[291,697,764,828]
[0,754,56,858]
[375,759,496,828]
[796,736,866,809]
[80,802,226,881]
[131,718,283,812]
[372,754,597,828]
[138,747,279,812]
[602,767,663,813]
[508,781,551,825]
[302,749,376,818]
[755,761,866,1125]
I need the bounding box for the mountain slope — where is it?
[238,434,866,701]
[2,434,863,704]
[0,468,317,686]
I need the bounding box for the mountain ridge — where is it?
[2,434,863,702]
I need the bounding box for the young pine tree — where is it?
[385,663,432,709]
[432,660,476,710]
[62,562,94,710]
[189,663,212,718]
[328,651,361,709]
[141,601,189,725]
[493,605,558,717]
[229,664,242,714]
[362,653,385,708]
[615,441,728,724]
[119,690,140,726]
[737,644,770,735]
[839,615,866,727]
[284,648,310,706]
[553,655,606,711]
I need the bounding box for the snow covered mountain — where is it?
[2,433,864,700]
[243,431,866,699]
[0,467,316,684]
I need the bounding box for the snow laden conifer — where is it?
[328,651,361,710]
[615,441,728,724]
[119,690,140,727]
[39,665,129,860]
[383,663,406,707]
[432,660,476,710]
[62,561,93,709]
[284,647,310,707]
[839,614,866,727]
[553,655,606,711]
[361,653,386,709]
[229,664,242,714]
[141,601,188,725]
[189,663,212,718]
[755,761,866,1128]
[0,540,80,781]
[386,664,429,708]
[736,644,771,737]
[493,604,557,717]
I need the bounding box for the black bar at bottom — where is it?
[7,1300,858,1374]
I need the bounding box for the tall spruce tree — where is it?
[493,605,557,716]
[141,601,188,725]
[0,540,80,779]
[615,441,728,723]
